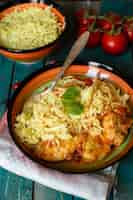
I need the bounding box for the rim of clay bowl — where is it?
[7,64,133,173]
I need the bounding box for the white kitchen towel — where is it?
[0,113,117,200]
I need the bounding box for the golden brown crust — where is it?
[36,139,76,161]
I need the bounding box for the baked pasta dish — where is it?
[14,76,133,163]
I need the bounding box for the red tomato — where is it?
[126,29,133,43]
[124,18,133,26]
[75,8,85,21]
[87,16,96,27]
[124,27,133,43]
[75,7,96,27]
[79,16,96,27]
[12,81,20,90]
[101,32,128,55]
[97,12,121,31]
[84,78,93,86]
[123,19,133,43]
[75,8,89,26]
[81,18,88,26]
[106,12,122,27]
[97,17,112,31]
[87,30,101,48]
[78,26,88,36]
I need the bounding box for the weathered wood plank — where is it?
[0,167,33,200]
[0,57,35,200]
[0,56,13,117]
[34,183,74,200]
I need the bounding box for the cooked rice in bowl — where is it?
[0,6,64,50]
[14,75,133,162]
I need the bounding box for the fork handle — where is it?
[51,31,90,89]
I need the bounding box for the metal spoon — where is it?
[45,31,90,93]
[0,31,89,105]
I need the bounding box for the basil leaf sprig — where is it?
[62,86,84,115]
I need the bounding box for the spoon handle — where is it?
[50,31,90,90]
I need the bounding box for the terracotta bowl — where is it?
[8,64,133,173]
[0,3,66,63]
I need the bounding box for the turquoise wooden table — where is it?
[0,0,133,200]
